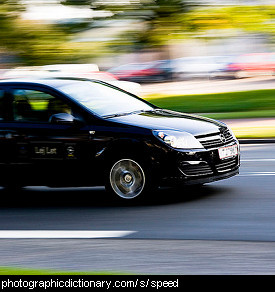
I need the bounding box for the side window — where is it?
[12,89,72,122]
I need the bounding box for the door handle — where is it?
[0,131,23,139]
[5,132,15,139]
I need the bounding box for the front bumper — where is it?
[159,142,240,186]
[163,168,239,186]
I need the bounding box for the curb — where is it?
[239,139,275,144]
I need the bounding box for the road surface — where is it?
[0,144,275,274]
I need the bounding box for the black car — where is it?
[0,78,240,200]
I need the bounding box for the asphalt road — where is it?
[1,144,275,274]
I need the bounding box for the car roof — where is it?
[0,77,98,89]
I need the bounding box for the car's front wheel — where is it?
[106,158,152,200]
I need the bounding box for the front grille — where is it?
[179,162,213,177]
[196,129,235,149]
[215,156,238,173]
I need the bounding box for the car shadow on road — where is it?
[141,184,230,207]
[0,184,230,208]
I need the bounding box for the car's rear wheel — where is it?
[106,158,151,200]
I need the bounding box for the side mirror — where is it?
[49,113,83,126]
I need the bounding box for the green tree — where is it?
[185,5,275,34]
[0,0,95,66]
[61,1,275,50]
[61,0,192,50]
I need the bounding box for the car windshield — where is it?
[59,81,154,117]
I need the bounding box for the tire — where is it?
[175,72,185,81]
[105,157,155,200]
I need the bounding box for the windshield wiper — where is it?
[103,109,154,119]
[103,112,133,119]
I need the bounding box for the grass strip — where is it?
[0,266,124,275]
[144,89,275,119]
[231,126,275,139]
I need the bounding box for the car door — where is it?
[0,87,16,185]
[6,85,94,187]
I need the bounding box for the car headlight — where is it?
[153,130,204,149]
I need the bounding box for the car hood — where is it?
[108,109,226,136]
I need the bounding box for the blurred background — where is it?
[1,0,275,138]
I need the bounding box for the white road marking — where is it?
[0,230,136,238]
[242,159,275,162]
[239,172,275,176]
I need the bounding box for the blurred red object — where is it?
[226,52,275,78]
